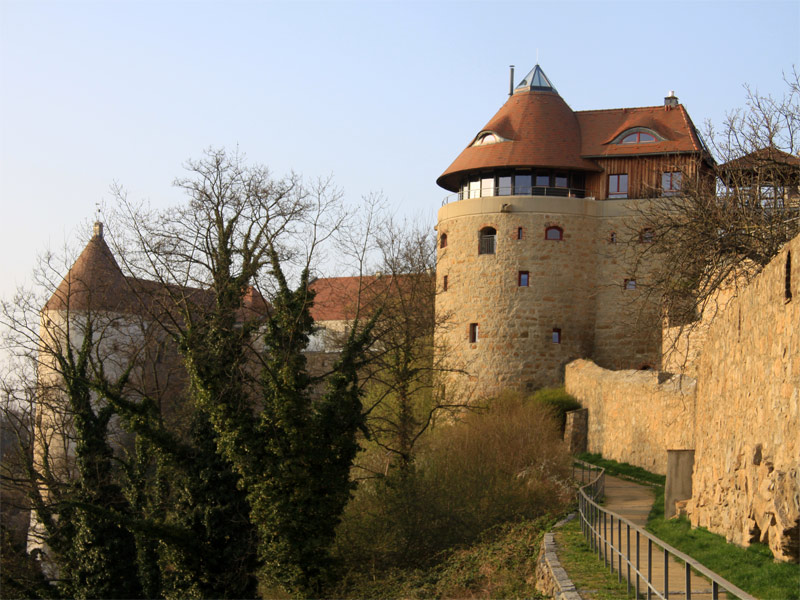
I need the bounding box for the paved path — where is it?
[594,475,728,599]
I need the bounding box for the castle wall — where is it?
[435,195,662,399]
[565,359,696,474]
[565,234,800,561]
[687,237,799,562]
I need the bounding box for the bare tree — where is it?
[630,71,800,364]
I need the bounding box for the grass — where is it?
[554,516,635,600]
[576,453,800,600]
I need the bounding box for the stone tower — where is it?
[434,65,710,398]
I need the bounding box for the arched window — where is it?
[545,226,563,241]
[440,233,448,249]
[479,227,496,254]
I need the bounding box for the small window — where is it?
[517,227,524,240]
[621,131,657,144]
[440,233,448,248]
[552,328,561,344]
[640,228,654,243]
[786,251,793,302]
[469,323,479,343]
[624,279,637,290]
[662,171,681,195]
[443,275,448,291]
[545,226,563,241]
[479,227,496,255]
[518,271,529,287]
[609,231,617,244]
[554,173,568,188]
[609,174,628,198]
[535,173,550,187]
[473,132,499,146]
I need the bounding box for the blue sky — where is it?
[1,0,798,300]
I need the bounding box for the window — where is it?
[518,271,529,287]
[662,171,681,195]
[517,227,524,240]
[554,173,568,188]
[786,251,793,302]
[468,179,481,199]
[443,275,448,291]
[498,175,513,196]
[479,227,496,254]
[535,173,550,187]
[481,177,495,197]
[640,228,654,243]
[624,279,637,290]
[515,173,532,195]
[440,233,448,248]
[609,231,617,243]
[552,328,561,344]
[469,323,479,343]
[472,132,500,146]
[545,226,563,241]
[608,174,628,198]
[620,131,657,144]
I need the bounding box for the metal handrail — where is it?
[442,186,587,205]
[574,461,755,600]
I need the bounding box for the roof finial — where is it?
[536,48,539,64]
[93,203,103,238]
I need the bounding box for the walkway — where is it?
[599,475,727,599]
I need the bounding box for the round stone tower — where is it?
[434,64,676,398]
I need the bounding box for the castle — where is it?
[433,64,712,396]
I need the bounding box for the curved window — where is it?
[621,131,657,143]
[479,227,496,254]
[545,226,563,241]
[472,132,500,147]
[440,233,448,249]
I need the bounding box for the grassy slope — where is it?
[578,453,800,600]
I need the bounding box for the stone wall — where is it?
[686,237,799,562]
[565,359,696,474]
[564,234,800,562]
[434,195,661,400]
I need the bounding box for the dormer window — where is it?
[613,128,662,145]
[471,132,505,147]
[621,132,656,143]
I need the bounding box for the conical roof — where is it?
[44,223,130,312]
[437,65,599,192]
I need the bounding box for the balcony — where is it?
[443,185,587,206]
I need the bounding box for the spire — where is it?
[514,64,557,94]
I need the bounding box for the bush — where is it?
[530,386,581,434]
[333,391,573,577]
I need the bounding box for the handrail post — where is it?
[618,519,622,583]
[610,514,614,574]
[664,546,669,599]
[685,561,691,600]
[647,538,652,600]
[626,524,631,596]
[636,530,640,599]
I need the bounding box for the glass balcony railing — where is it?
[442,185,587,205]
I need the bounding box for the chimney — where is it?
[509,65,515,97]
[665,90,679,108]
[93,221,104,238]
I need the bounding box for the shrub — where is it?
[530,386,581,434]
[333,391,573,577]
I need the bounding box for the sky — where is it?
[1,0,799,303]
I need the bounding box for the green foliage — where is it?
[333,518,552,599]
[530,386,581,434]
[554,517,634,600]
[335,392,573,578]
[577,452,666,486]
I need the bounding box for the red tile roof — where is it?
[437,87,706,192]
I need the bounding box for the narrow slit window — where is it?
[786,251,792,302]
[443,275,448,292]
[518,271,529,287]
[440,233,448,248]
[552,328,561,344]
[517,227,523,240]
[640,228,654,243]
[609,231,617,243]
[469,323,479,343]
[624,279,637,290]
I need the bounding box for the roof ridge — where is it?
[576,105,680,114]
